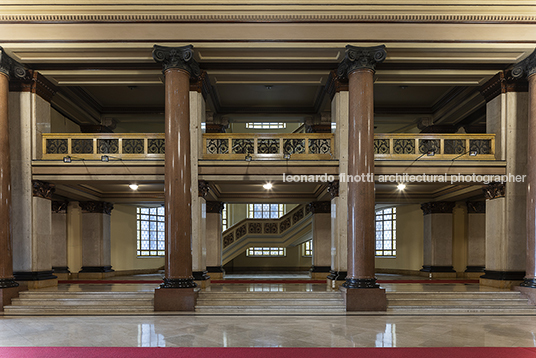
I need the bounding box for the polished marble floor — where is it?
[1,315,536,347]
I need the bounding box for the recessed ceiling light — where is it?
[397,183,406,191]
[263,183,273,190]
[129,184,139,191]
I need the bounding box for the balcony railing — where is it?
[42,133,165,160]
[374,133,496,160]
[202,133,334,160]
[41,132,496,161]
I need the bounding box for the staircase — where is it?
[3,290,154,315]
[386,291,536,315]
[222,204,313,264]
[195,290,346,314]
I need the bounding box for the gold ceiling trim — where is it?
[3,14,536,24]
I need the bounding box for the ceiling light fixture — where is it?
[245,154,252,162]
[469,150,478,156]
[397,183,406,191]
[101,155,109,162]
[129,184,139,191]
[284,152,291,160]
[63,156,72,163]
[263,183,273,190]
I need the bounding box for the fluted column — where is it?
[0,48,26,310]
[513,50,536,290]
[337,45,387,311]
[152,45,200,311]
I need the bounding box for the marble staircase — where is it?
[386,291,536,314]
[3,291,154,315]
[195,290,346,313]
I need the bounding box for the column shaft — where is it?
[526,74,536,283]
[346,68,376,285]
[0,73,15,287]
[164,68,193,284]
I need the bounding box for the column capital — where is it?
[328,181,339,199]
[32,180,55,200]
[513,48,536,79]
[466,201,486,214]
[79,201,114,215]
[337,44,386,79]
[198,180,210,198]
[0,47,27,80]
[483,182,506,200]
[421,201,455,215]
[9,70,57,102]
[152,44,200,78]
[308,201,331,214]
[480,70,528,103]
[52,201,68,213]
[206,201,224,214]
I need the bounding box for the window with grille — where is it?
[302,240,312,257]
[245,122,286,129]
[375,207,396,257]
[247,204,285,219]
[246,247,286,257]
[137,207,165,257]
[222,204,228,231]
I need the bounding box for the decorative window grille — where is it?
[246,122,286,129]
[137,207,165,257]
[375,207,397,257]
[246,247,286,257]
[247,204,285,219]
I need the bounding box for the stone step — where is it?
[3,305,154,315]
[197,292,342,300]
[18,292,154,300]
[196,298,343,306]
[195,305,345,313]
[386,292,522,300]
[10,298,154,306]
[389,305,536,311]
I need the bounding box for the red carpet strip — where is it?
[58,279,479,285]
[2,347,536,358]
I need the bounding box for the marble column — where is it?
[465,201,486,276]
[51,201,70,279]
[328,181,347,287]
[78,201,114,278]
[192,180,209,287]
[481,183,525,287]
[0,48,26,310]
[512,51,536,294]
[337,45,387,311]
[152,44,200,311]
[206,201,225,279]
[420,202,456,278]
[309,201,331,279]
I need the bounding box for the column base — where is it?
[327,270,347,289]
[342,278,379,289]
[420,266,457,278]
[78,266,115,279]
[13,271,58,288]
[465,266,485,273]
[207,266,225,279]
[341,287,387,311]
[0,286,26,312]
[193,271,211,289]
[154,287,198,311]
[480,270,524,288]
[52,266,71,274]
[310,266,330,279]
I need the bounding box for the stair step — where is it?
[10,298,154,306]
[386,292,522,299]
[387,299,529,306]
[195,305,345,313]
[196,299,343,306]
[3,305,154,314]
[198,292,342,300]
[18,292,154,300]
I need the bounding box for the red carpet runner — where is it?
[1,347,536,358]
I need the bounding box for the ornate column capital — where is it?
[32,180,55,200]
[152,44,200,78]
[337,44,386,79]
[483,182,506,200]
[512,48,536,79]
[206,201,224,214]
[79,201,114,215]
[198,180,210,198]
[421,201,455,215]
[0,47,27,80]
[328,181,339,199]
[308,201,331,214]
[466,201,486,214]
[52,201,68,213]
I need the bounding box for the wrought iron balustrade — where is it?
[373,133,496,160]
[42,133,165,160]
[203,133,334,160]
